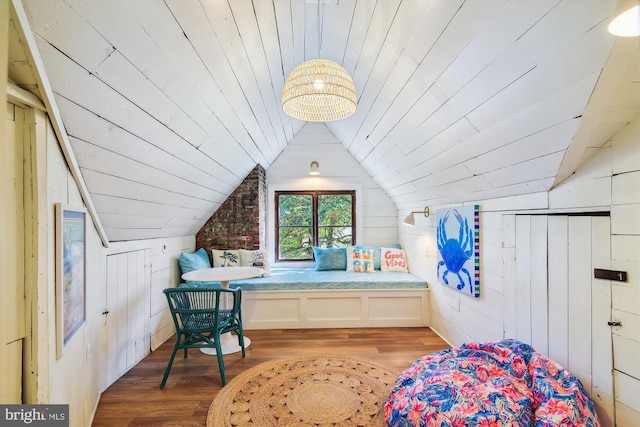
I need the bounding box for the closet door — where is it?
[105,250,151,387]
[511,215,614,426]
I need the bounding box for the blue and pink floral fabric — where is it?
[385,340,600,427]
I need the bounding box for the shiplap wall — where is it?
[609,119,640,425]
[45,114,104,426]
[23,107,193,422]
[19,0,627,244]
[2,102,24,403]
[401,115,640,426]
[505,215,614,426]
[44,114,190,422]
[266,122,399,260]
[103,235,194,354]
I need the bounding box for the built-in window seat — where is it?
[178,248,430,329]
[226,267,430,330]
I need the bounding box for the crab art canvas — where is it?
[436,205,480,297]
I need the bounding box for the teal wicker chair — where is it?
[160,287,245,388]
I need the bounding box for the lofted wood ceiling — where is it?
[8,0,640,243]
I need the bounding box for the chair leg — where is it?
[160,341,181,389]
[215,339,226,386]
[237,329,246,358]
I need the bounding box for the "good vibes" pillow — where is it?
[380,247,408,272]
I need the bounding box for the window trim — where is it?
[274,190,356,262]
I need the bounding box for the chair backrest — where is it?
[163,287,242,332]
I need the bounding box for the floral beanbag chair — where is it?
[385,339,600,427]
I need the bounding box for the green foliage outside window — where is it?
[318,194,352,248]
[278,194,313,259]
[277,192,354,260]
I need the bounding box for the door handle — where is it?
[607,321,621,327]
[594,269,627,282]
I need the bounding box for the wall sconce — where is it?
[403,207,430,226]
[309,161,320,175]
[608,0,640,37]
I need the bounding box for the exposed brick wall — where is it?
[195,165,266,262]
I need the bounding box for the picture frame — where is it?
[55,203,87,358]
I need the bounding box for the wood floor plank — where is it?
[92,327,449,426]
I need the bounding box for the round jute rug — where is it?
[206,353,398,427]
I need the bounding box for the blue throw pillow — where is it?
[178,248,211,274]
[353,244,401,270]
[313,246,347,270]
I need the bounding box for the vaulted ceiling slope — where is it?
[9,0,640,242]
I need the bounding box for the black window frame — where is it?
[274,190,356,262]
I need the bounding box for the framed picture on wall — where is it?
[436,204,480,298]
[55,203,87,358]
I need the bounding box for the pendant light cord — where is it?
[317,0,321,58]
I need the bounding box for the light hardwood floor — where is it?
[91,327,450,426]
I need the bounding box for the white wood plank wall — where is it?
[610,119,640,426]
[149,237,195,350]
[267,122,400,254]
[2,101,25,403]
[104,235,194,355]
[402,116,640,427]
[509,215,614,426]
[19,0,628,244]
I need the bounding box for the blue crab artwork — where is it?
[437,206,479,297]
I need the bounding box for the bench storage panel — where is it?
[242,289,429,329]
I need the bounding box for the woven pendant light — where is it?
[281,58,357,122]
[281,1,357,122]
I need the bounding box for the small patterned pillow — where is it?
[239,249,271,277]
[353,244,401,270]
[211,249,241,267]
[380,247,409,272]
[347,246,375,273]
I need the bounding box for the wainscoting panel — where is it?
[242,289,429,329]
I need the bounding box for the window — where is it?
[275,191,355,261]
